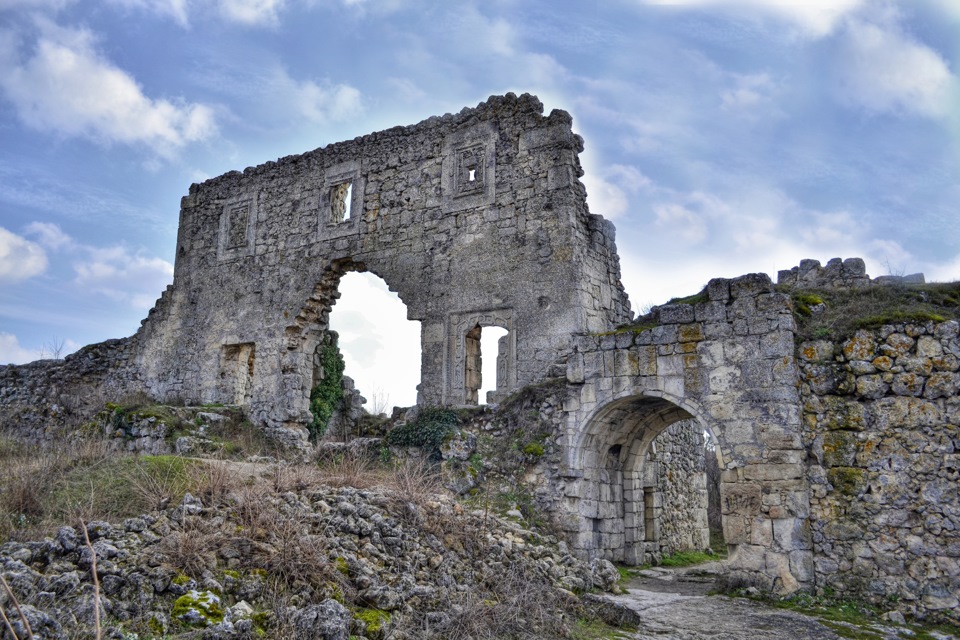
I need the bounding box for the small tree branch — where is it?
[79,521,102,640]
[0,573,30,640]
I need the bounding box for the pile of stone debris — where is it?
[0,480,620,639]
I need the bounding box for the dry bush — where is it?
[124,455,195,512]
[422,562,572,640]
[226,482,274,539]
[159,530,220,578]
[383,457,443,506]
[269,462,324,494]
[191,459,244,504]
[256,512,348,596]
[0,439,113,541]
[314,449,383,489]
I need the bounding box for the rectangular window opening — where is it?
[331,181,353,223]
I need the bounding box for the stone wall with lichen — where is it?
[0,338,142,442]
[799,320,959,622]
[653,419,710,557]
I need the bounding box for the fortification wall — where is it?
[0,339,142,442]
[654,419,710,557]
[799,321,960,621]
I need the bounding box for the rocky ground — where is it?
[0,461,622,640]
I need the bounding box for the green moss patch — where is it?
[354,608,391,639]
[171,590,225,627]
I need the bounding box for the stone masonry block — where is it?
[678,323,705,342]
[566,353,584,383]
[706,277,731,301]
[658,304,695,324]
[614,350,639,376]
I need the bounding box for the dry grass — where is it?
[784,282,960,342]
[314,448,383,489]
[422,562,575,640]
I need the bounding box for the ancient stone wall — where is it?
[799,321,960,622]
[133,93,630,443]
[0,339,141,443]
[653,419,710,558]
[777,257,925,288]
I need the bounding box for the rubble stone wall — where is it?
[654,419,710,558]
[799,321,960,621]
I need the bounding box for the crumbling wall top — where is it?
[777,257,925,289]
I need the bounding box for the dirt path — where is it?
[599,565,952,640]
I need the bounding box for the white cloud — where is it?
[0,0,73,9]
[108,0,190,26]
[73,246,174,309]
[653,202,708,243]
[219,0,285,25]
[583,176,628,219]
[0,226,47,282]
[0,332,80,364]
[927,254,960,283]
[0,332,41,365]
[639,0,867,37]
[721,73,776,109]
[25,221,72,250]
[836,19,955,119]
[609,165,653,192]
[329,272,420,408]
[0,21,216,156]
[262,66,363,124]
[929,0,960,21]
[296,80,362,124]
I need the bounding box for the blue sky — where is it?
[1,0,958,408]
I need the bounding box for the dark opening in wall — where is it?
[220,342,255,406]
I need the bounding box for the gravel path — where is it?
[597,566,954,640]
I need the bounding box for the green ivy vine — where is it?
[309,344,345,440]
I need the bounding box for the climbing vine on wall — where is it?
[309,344,345,440]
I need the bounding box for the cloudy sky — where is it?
[1,0,958,408]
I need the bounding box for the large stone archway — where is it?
[570,393,710,566]
[558,273,814,593]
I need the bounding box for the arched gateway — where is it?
[557,274,813,592]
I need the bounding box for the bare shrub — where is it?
[0,439,112,541]
[269,462,324,494]
[314,449,381,489]
[158,517,221,578]
[191,459,242,504]
[422,562,572,640]
[384,457,442,506]
[226,482,273,539]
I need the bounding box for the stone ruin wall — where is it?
[0,94,632,445]
[134,93,630,443]
[0,87,958,624]
[798,322,960,618]
[653,419,711,557]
